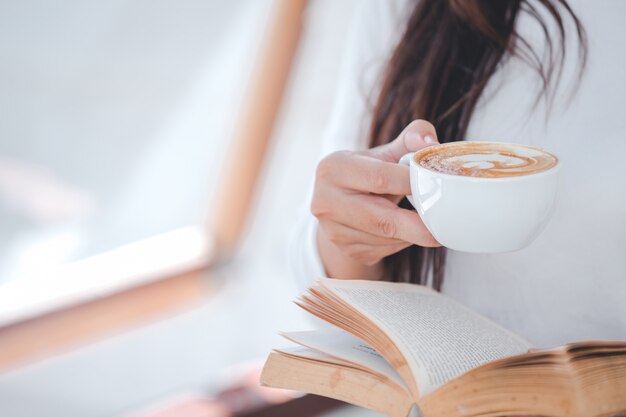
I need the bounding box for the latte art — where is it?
[415,142,558,178]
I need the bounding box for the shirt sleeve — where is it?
[288,0,411,291]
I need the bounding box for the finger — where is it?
[330,193,440,247]
[343,241,412,266]
[320,151,411,195]
[387,194,406,205]
[368,119,439,163]
[375,193,409,206]
[319,220,408,247]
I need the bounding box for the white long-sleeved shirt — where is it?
[289,0,626,346]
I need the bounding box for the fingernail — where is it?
[406,131,422,149]
[424,135,436,144]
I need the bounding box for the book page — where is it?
[276,345,342,362]
[321,279,531,395]
[282,328,407,388]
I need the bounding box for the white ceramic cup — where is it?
[399,142,560,253]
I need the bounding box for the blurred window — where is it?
[0,0,274,323]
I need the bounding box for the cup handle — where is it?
[398,152,417,209]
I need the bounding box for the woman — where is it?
[291,0,626,346]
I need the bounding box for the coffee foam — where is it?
[415,142,558,178]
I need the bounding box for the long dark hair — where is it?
[369,0,587,290]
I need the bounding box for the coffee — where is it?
[400,141,560,252]
[415,142,558,178]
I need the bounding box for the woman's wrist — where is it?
[316,226,383,280]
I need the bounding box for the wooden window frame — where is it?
[0,0,307,372]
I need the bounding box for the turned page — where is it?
[281,328,407,388]
[320,278,531,395]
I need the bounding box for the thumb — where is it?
[368,119,439,163]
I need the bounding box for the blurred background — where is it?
[0,0,383,416]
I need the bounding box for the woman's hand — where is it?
[312,120,441,280]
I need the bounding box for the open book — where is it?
[260,278,626,417]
